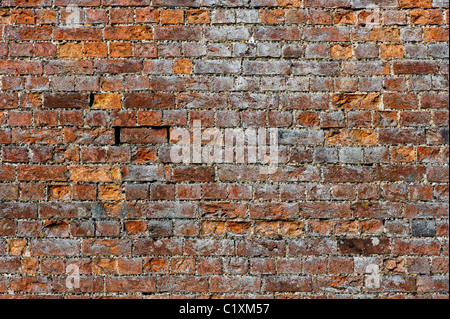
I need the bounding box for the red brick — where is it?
[106,277,155,293]
[104,26,153,40]
[158,276,208,293]
[120,128,168,144]
[18,165,67,181]
[393,61,439,74]
[338,238,390,255]
[211,276,261,292]
[262,276,312,292]
[172,166,215,182]
[124,93,175,109]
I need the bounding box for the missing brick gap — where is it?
[88,92,94,107]
[114,127,121,145]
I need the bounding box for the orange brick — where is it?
[84,42,108,57]
[92,93,122,110]
[48,185,71,201]
[11,9,35,24]
[380,44,404,59]
[8,239,27,255]
[391,146,416,163]
[334,11,357,25]
[93,258,118,275]
[423,27,449,41]
[59,42,83,58]
[330,44,353,59]
[187,9,210,24]
[109,42,133,58]
[98,184,123,201]
[136,8,160,23]
[173,59,193,74]
[160,10,184,24]
[260,9,285,24]
[21,257,39,274]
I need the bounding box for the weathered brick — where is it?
[43,93,89,109]
[120,128,168,144]
[106,277,155,293]
[158,275,208,293]
[211,276,261,292]
[30,239,79,256]
[124,93,175,109]
[393,61,439,74]
[288,239,337,255]
[339,238,390,255]
[18,165,67,182]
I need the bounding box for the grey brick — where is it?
[203,0,249,7]
[184,43,207,57]
[278,129,325,146]
[429,44,449,59]
[234,43,256,58]
[292,61,340,76]
[236,9,260,23]
[257,43,281,58]
[359,78,383,92]
[412,220,436,237]
[432,0,449,8]
[211,77,234,91]
[205,26,251,41]
[50,76,76,91]
[351,0,398,8]
[409,76,432,91]
[282,44,305,58]
[355,44,379,59]
[404,44,428,59]
[400,28,423,42]
[194,60,241,74]
[207,43,233,57]
[432,76,449,91]
[286,77,309,92]
[211,9,236,24]
[364,147,389,163]
[354,257,380,273]
[307,183,331,200]
[305,44,329,59]
[230,93,278,109]
[320,112,346,128]
[234,76,260,91]
[122,165,167,182]
[260,77,285,91]
[216,110,240,127]
[243,61,291,75]
[342,62,388,76]
[153,0,200,6]
[315,147,339,163]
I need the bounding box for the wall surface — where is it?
[0,0,448,299]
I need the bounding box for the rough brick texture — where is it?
[0,0,449,299]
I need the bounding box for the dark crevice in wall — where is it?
[89,92,94,108]
[114,126,121,145]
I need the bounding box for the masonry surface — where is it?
[0,0,448,299]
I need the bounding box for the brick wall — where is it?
[0,0,448,299]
